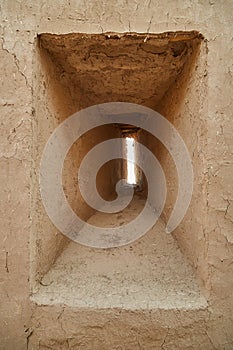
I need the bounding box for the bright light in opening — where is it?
[126,137,137,185]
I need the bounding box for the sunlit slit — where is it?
[125,137,137,185]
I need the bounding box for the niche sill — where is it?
[32,196,207,311]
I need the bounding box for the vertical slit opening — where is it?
[121,126,142,189]
[125,136,137,185]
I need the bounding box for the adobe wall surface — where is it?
[0,1,233,349]
[31,43,120,285]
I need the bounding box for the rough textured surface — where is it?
[29,306,212,350]
[0,1,233,349]
[33,196,207,309]
[40,32,201,107]
[32,30,202,290]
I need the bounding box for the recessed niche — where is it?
[31,31,207,310]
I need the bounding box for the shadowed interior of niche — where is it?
[31,31,207,309]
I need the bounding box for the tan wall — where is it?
[0,1,233,349]
[31,43,119,287]
[140,39,209,291]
